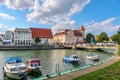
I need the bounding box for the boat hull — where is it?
[64,60,79,63]
[63,55,80,63]
[27,68,42,77]
[86,56,99,60]
[63,58,79,63]
[5,72,26,80]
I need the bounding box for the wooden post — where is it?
[56,64,60,76]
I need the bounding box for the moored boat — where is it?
[86,54,99,60]
[26,59,42,76]
[3,57,27,80]
[63,55,80,63]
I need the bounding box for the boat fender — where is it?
[3,67,6,77]
[46,74,50,78]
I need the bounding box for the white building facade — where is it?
[14,28,33,46]
[2,31,14,45]
[5,31,13,41]
[0,34,3,46]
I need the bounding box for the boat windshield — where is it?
[8,61,16,64]
[73,56,78,59]
[30,63,40,67]
[71,55,78,59]
[16,60,22,63]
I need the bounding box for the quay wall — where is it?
[0,46,53,50]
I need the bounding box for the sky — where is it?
[0,0,120,36]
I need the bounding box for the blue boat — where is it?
[63,55,80,63]
[3,57,27,80]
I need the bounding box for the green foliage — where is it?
[95,36,99,43]
[86,33,94,43]
[73,60,120,80]
[102,40,107,43]
[111,33,120,45]
[35,37,41,44]
[116,44,120,56]
[98,32,109,42]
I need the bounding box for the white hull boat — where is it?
[3,57,27,80]
[86,55,99,60]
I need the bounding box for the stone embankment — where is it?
[0,45,53,50]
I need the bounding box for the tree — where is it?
[35,37,41,44]
[118,28,120,33]
[94,35,99,43]
[98,32,109,42]
[111,28,120,45]
[86,33,94,43]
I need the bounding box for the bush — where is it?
[116,44,120,56]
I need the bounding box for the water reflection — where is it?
[0,49,113,80]
[86,59,99,65]
[4,76,26,80]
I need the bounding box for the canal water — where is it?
[0,49,114,80]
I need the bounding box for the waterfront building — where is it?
[79,26,85,39]
[0,34,3,45]
[30,28,53,44]
[3,31,14,45]
[14,28,33,46]
[53,26,85,44]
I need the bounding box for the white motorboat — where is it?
[3,57,27,79]
[86,55,99,60]
[63,55,80,63]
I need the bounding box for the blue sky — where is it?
[0,0,120,36]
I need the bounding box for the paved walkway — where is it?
[48,56,120,80]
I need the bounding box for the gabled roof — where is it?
[30,28,53,38]
[54,29,82,37]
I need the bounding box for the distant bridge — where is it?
[76,45,116,50]
[64,44,116,50]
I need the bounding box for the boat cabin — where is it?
[6,57,22,64]
[26,59,41,67]
[70,55,79,59]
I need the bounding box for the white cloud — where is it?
[27,0,91,24]
[0,0,34,10]
[0,24,9,33]
[85,17,120,34]
[0,13,16,20]
[52,20,76,34]
[0,0,91,33]
[0,0,4,3]
[0,24,4,29]
[0,24,15,34]
[26,0,91,33]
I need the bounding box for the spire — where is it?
[79,26,85,31]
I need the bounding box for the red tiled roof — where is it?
[54,29,82,37]
[73,30,82,36]
[30,28,53,38]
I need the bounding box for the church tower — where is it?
[79,26,85,39]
